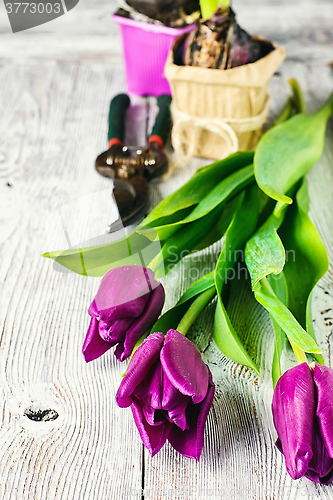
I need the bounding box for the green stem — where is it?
[177,286,216,336]
[199,0,230,20]
[148,252,161,274]
[123,283,217,374]
[289,78,307,114]
[328,91,333,110]
[314,91,333,121]
[220,0,231,11]
[271,317,285,388]
[271,78,306,129]
[290,340,308,364]
[261,278,308,365]
[272,97,294,127]
[260,276,275,294]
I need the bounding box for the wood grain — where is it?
[0,0,332,61]
[0,61,144,499]
[0,1,333,499]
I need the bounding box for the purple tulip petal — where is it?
[115,327,214,459]
[117,283,165,361]
[85,266,165,363]
[313,364,333,459]
[162,373,191,431]
[131,399,172,456]
[99,295,149,323]
[116,332,164,408]
[272,363,315,479]
[161,329,209,404]
[305,417,333,484]
[168,374,215,460]
[134,361,163,425]
[141,402,165,427]
[93,266,158,322]
[88,299,99,318]
[98,317,134,343]
[82,317,114,362]
[89,292,146,324]
[114,342,126,361]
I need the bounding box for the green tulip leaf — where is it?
[151,302,190,336]
[191,196,241,253]
[149,168,254,278]
[151,202,226,279]
[254,93,333,204]
[266,272,288,387]
[214,297,260,373]
[213,185,260,373]
[42,230,160,277]
[278,179,328,363]
[142,151,254,228]
[140,164,254,241]
[244,202,289,290]
[245,180,322,359]
[43,151,253,276]
[177,272,215,306]
[151,273,216,334]
[255,279,321,354]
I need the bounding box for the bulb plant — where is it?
[183,0,269,70]
[199,0,230,21]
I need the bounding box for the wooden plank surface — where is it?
[0,0,332,62]
[0,1,333,499]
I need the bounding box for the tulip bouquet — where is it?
[43,85,333,476]
[81,264,216,459]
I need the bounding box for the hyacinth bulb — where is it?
[183,7,269,69]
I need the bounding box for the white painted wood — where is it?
[0,0,332,61]
[0,1,333,499]
[0,61,144,500]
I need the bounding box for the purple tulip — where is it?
[82,265,165,362]
[272,362,333,484]
[116,329,215,459]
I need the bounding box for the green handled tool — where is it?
[95,94,171,181]
[95,93,171,229]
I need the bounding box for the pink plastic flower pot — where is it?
[112,14,194,96]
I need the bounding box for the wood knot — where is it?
[24,406,59,422]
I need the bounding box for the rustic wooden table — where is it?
[0,1,333,499]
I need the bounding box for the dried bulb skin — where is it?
[118,1,200,27]
[184,7,272,69]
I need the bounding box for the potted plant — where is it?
[112,1,200,96]
[165,0,286,160]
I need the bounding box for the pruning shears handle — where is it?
[108,93,130,148]
[149,94,172,149]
